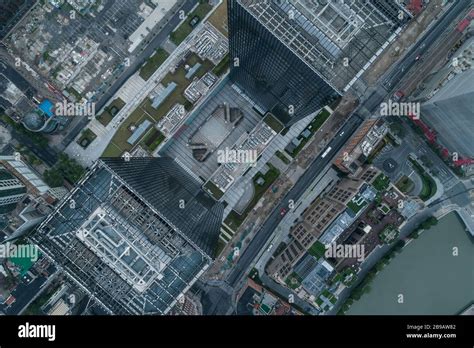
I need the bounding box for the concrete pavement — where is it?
[226,115,364,288]
[64,1,222,167]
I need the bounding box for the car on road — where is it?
[280,207,287,216]
[190,15,200,28]
[392,90,405,102]
[415,54,421,61]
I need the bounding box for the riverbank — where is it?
[346,212,473,315]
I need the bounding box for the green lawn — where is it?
[409,158,437,201]
[372,173,390,191]
[141,128,166,153]
[249,268,262,284]
[207,0,228,36]
[96,98,126,127]
[347,197,368,214]
[146,52,214,120]
[223,210,245,231]
[251,164,280,204]
[331,267,357,287]
[102,107,153,156]
[287,108,331,157]
[285,272,303,290]
[102,53,216,158]
[139,48,169,81]
[396,175,414,193]
[309,108,331,130]
[170,1,213,45]
[214,238,226,258]
[275,150,291,164]
[308,241,327,259]
[204,180,225,200]
[223,164,281,230]
[101,142,123,157]
[379,224,399,244]
[212,54,230,76]
[77,128,97,148]
[65,86,82,101]
[263,113,284,133]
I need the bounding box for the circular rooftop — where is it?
[22,112,45,132]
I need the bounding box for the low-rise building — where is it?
[333,119,387,174]
[267,166,379,280]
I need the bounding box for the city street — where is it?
[223,0,474,311]
[60,0,200,149]
[64,1,219,167]
[226,115,364,287]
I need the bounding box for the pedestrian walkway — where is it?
[116,74,147,103]
[221,112,316,215]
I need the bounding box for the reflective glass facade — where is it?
[228,0,340,125]
[32,157,224,314]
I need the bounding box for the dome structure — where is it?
[22,112,45,131]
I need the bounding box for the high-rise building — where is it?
[422,69,474,159]
[0,169,26,214]
[228,0,409,125]
[0,155,50,195]
[0,156,57,241]
[31,157,224,314]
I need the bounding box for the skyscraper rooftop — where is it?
[422,69,474,158]
[228,0,409,125]
[31,157,224,314]
[240,0,409,93]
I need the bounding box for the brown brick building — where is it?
[266,166,379,280]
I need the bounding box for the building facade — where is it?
[228,0,340,125]
[267,166,378,280]
[228,0,409,125]
[31,157,224,314]
[0,170,26,213]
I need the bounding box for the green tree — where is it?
[43,169,64,187]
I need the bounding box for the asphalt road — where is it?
[382,0,470,92]
[227,115,364,287]
[0,119,58,166]
[60,0,199,148]
[0,59,59,166]
[225,0,473,292]
[0,59,36,101]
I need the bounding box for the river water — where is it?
[347,212,474,315]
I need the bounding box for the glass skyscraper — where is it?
[32,157,224,314]
[228,0,409,125]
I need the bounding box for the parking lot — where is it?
[5,0,180,101]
